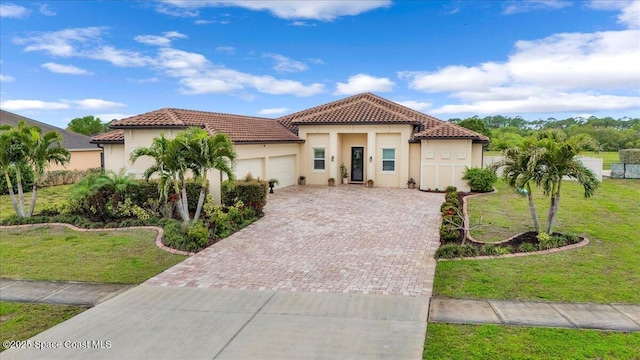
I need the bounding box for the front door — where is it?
[351,147,364,182]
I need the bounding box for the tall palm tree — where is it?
[492,139,544,233]
[0,121,69,218]
[534,130,600,234]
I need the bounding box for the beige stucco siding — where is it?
[472,143,484,168]
[298,124,412,187]
[420,139,475,192]
[409,143,421,184]
[48,149,102,171]
[102,144,126,173]
[125,129,180,178]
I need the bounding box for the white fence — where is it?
[483,155,603,180]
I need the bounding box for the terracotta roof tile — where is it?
[109,108,302,143]
[277,93,488,142]
[91,129,124,144]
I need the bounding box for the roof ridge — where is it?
[169,107,274,121]
[277,92,373,121]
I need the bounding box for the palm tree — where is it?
[0,121,69,218]
[179,128,236,221]
[534,130,600,234]
[492,139,544,233]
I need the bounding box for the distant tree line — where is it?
[67,115,112,136]
[449,115,640,151]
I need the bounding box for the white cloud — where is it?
[263,53,308,73]
[258,107,289,115]
[401,27,640,115]
[15,27,105,57]
[215,46,235,54]
[155,48,209,77]
[334,73,395,95]
[502,0,571,15]
[88,46,153,67]
[290,21,316,27]
[39,4,56,16]
[0,100,69,111]
[67,99,126,110]
[134,31,187,46]
[96,113,134,121]
[394,100,433,112]
[0,3,31,18]
[159,0,391,21]
[127,77,160,84]
[0,74,15,82]
[42,62,93,75]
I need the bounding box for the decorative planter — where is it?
[366,180,374,188]
[342,177,348,184]
[328,178,336,186]
[268,182,275,194]
[298,177,306,185]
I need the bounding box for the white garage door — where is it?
[235,158,263,180]
[267,155,295,187]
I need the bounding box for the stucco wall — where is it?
[420,139,476,192]
[409,143,421,184]
[298,124,412,187]
[102,144,126,173]
[48,149,102,171]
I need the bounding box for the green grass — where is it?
[424,323,640,360]
[434,178,640,303]
[0,185,72,221]
[485,151,619,170]
[0,301,86,352]
[0,225,185,284]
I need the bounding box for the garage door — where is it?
[267,155,295,187]
[235,158,263,180]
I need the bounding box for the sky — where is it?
[1,0,639,129]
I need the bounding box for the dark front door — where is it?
[351,147,364,182]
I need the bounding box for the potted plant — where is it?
[268,178,279,193]
[298,175,306,185]
[407,177,416,189]
[328,177,336,186]
[340,163,349,184]
[366,179,374,188]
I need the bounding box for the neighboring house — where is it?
[0,110,102,171]
[91,93,488,199]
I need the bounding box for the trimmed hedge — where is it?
[221,179,268,215]
[619,149,640,164]
[462,167,497,193]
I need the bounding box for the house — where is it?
[91,93,488,200]
[0,110,102,171]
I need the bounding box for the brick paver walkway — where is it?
[146,185,443,296]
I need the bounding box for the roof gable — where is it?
[0,110,99,150]
[277,93,489,142]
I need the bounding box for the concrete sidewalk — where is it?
[2,285,430,359]
[0,278,132,307]
[429,297,640,332]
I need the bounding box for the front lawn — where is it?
[0,302,86,352]
[424,323,640,359]
[0,225,185,284]
[434,178,640,303]
[0,185,72,221]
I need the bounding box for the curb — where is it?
[0,223,195,256]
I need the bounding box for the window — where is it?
[382,148,395,172]
[313,148,325,170]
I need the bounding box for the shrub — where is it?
[442,214,463,227]
[462,167,497,193]
[0,163,34,195]
[185,220,209,251]
[222,179,267,215]
[440,203,459,215]
[619,149,640,164]
[445,186,457,195]
[439,224,460,242]
[480,244,511,256]
[444,195,460,208]
[565,233,580,243]
[518,243,538,252]
[436,244,478,259]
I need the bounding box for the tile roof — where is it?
[277,93,488,142]
[108,108,302,143]
[91,129,124,144]
[0,109,100,150]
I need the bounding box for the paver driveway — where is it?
[147,185,443,296]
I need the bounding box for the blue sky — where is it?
[1,0,639,128]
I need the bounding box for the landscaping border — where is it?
[442,189,591,261]
[0,223,195,256]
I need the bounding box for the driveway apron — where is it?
[3,186,443,360]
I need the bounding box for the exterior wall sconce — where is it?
[369,156,373,162]
[331,155,335,162]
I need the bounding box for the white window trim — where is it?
[313,147,326,172]
[381,147,396,174]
